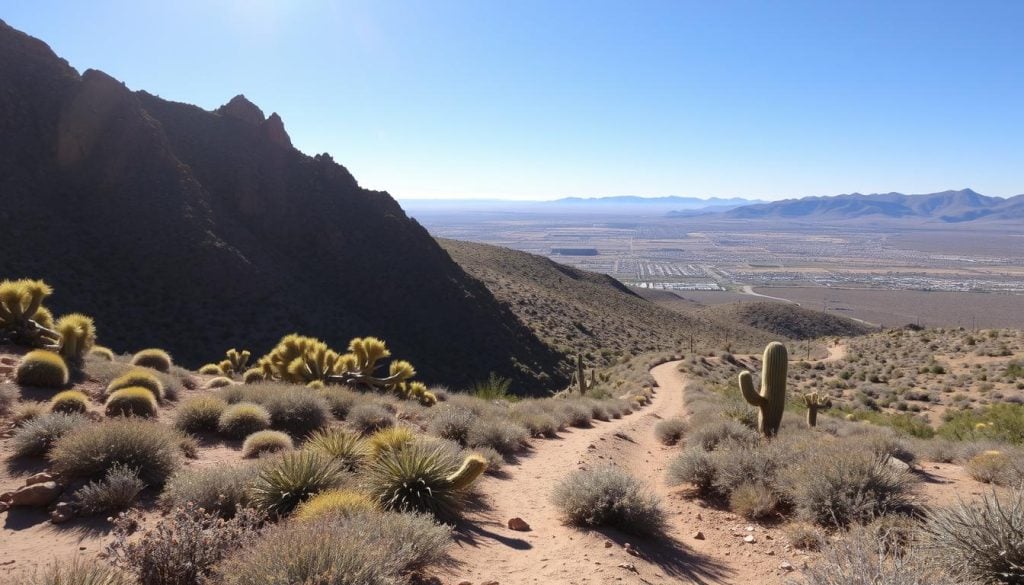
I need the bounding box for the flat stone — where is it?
[507,517,530,531]
[7,482,61,507]
[743,535,756,544]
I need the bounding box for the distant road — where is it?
[739,285,799,304]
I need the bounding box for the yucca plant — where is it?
[16,349,69,388]
[50,390,90,414]
[55,313,97,367]
[0,278,60,349]
[131,348,173,373]
[293,488,377,521]
[105,387,159,418]
[249,450,346,517]
[365,443,486,520]
[106,369,164,401]
[304,428,369,471]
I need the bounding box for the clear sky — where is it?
[3,1,1023,200]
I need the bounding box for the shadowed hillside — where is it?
[695,301,874,340]
[0,20,565,392]
[440,239,778,367]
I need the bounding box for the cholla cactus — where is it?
[55,313,97,366]
[803,391,832,428]
[739,342,788,437]
[225,349,251,375]
[0,279,60,349]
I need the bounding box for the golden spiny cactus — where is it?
[55,313,97,366]
[0,279,60,349]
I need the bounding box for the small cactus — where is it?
[16,349,69,388]
[55,313,97,367]
[105,387,158,418]
[803,391,832,428]
[739,342,788,437]
[131,349,173,373]
[447,454,488,490]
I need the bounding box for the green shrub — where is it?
[250,450,346,517]
[105,387,159,418]
[472,372,514,400]
[467,417,528,458]
[106,369,164,401]
[551,466,664,536]
[319,385,361,419]
[14,558,131,585]
[173,395,228,434]
[16,350,68,388]
[347,402,395,434]
[365,444,476,520]
[242,430,294,458]
[159,465,257,518]
[666,447,717,495]
[12,412,90,457]
[73,464,145,515]
[50,390,89,414]
[304,428,369,471]
[217,402,271,439]
[939,403,1024,444]
[924,488,1024,584]
[654,417,687,445]
[50,418,182,485]
[131,348,173,372]
[427,405,475,444]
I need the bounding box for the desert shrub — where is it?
[12,412,90,457]
[106,369,164,401]
[367,426,416,459]
[586,400,611,422]
[472,372,514,400]
[215,511,450,585]
[304,428,369,471]
[552,465,664,536]
[106,504,262,585]
[15,558,131,585]
[249,450,346,517]
[347,402,395,434]
[666,447,717,494]
[173,395,228,434]
[780,447,915,527]
[729,482,778,519]
[50,418,182,485]
[319,385,361,419]
[784,522,824,550]
[160,465,257,518]
[131,348,173,372]
[466,417,528,457]
[557,401,593,428]
[49,390,89,414]
[471,445,505,474]
[257,386,330,436]
[365,444,476,520]
[0,382,18,414]
[203,376,233,389]
[73,463,145,515]
[803,524,960,585]
[105,387,158,418]
[16,350,68,388]
[11,400,47,425]
[294,489,377,521]
[689,419,758,451]
[242,430,294,458]
[939,403,1024,444]
[654,417,687,445]
[514,409,561,438]
[918,438,961,463]
[965,450,1014,484]
[711,440,786,496]
[217,384,247,404]
[217,402,271,439]
[924,489,1024,584]
[427,404,475,444]
[89,346,116,361]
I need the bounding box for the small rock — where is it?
[617,563,637,573]
[780,561,794,572]
[7,482,62,507]
[25,472,58,486]
[692,531,705,540]
[743,535,756,544]
[695,512,702,520]
[457,581,472,585]
[481,581,500,585]
[886,456,911,472]
[604,540,613,548]
[507,517,530,531]
[746,526,754,532]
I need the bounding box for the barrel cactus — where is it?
[803,391,832,428]
[739,342,788,437]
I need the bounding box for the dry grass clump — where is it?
[347,402,396,434]
[466,416,529,458]
[160,465,258,518]
[318,385,361,419]
[654,417,687,445]
[131,348,173,372]
[217,402,271,439]
[552,465,664,536]
[232,384,331,437]
[427,404,475,444]
[784,522,824,550]
[73,463,145,515]
[923,488,1024,584]
[249,450,346,517]
[105,387,159,418]
[12,412,91,458]
[11,400,47,426]
[14,558,131,585]
[293,489,377,521]
[304,428,369,471]
[0,382,17,414]
[729,481,778,520]
[964,449,1024,485]
[49,390,89,414]
[106,369,164,401]
[173,395,228,434]
[666,447,718,495]
[50,418,182,485]
[15,350,68,388]
[688,419,758,451]
[556,400,593,428]
[241,430,294,458]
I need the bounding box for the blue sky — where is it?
[4,1,1023,200]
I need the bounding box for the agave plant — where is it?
[249,450,346,517]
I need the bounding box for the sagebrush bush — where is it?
[785,522,824,551]
[365,443,470,519]
[711,440,786,496]
[348,402,396,434]
[512,408,561,438]
[173,395,228,434]
[552,465,664,536]
[319,385,361,419]
[294,489,377,521]
[106,504,261,585]
[666,447,717,494]
[250,450,346,517]
[160,464,257,518]
[16,350,69,388]
[50,418,182,485]
[11,400,47,426]
[924,489,1024,584]
[12,412,90,457]
[0,382,19,414]
[472,446,505,474]
[427,405,475,444]
[557,401,593,428]
[50,390,89,414]
[106,369,164,401]
[729,481,778,519]
[242,430,294,458]
[131,348,173,372]
[654,417,687,445]
[217,402,271,439]
[803,524,960,585]
[73,463,145,515]
[215,510,450,585]
[467,417,529,458]
[257,386,330,436]
[15,558,131,585]
[965,450,1012,484]
[304,428,369,471]
[689,419,758,451]
[105,387,159,418]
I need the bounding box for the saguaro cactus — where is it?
[739,341,788,437]
[803,391,831,428]
[577,353,586,394]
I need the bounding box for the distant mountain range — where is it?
[402,195,762,215]
[720,189,1024,224]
